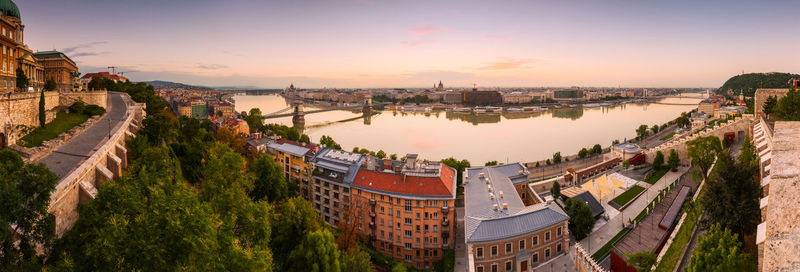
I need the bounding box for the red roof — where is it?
[353,164,455,197]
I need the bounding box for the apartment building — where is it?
[465,163,570,272]
[351,154,457,270]
[309,148,366,226]
[266,139,318,195]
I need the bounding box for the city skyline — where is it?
[20,0,800,88]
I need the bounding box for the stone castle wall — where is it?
[59,91,108,109]
[0,91,61,146]
[643,115,753,164]
[754,88,790,117]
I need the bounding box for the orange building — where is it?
[0,0,45,93]
[34,51,78,91]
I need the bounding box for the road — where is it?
[39,92,128,178]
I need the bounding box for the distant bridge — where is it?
[263,106,363,119]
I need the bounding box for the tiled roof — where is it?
[352,164,456,197]
[573,191,605,218]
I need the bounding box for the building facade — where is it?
[266,139,317,186]
[465,164,570,272]
[33,51,78,92]
[309,149,366,225]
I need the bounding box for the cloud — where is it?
[71,51,110,58]
[477,57,535,70]
[482,35,508,42]
[400,40,437,47]
[61,41,107,54]
[407,24,448,37]
[196,63,228,70]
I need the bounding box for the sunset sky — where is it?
[18,0,800,88]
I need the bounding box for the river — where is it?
[234,94,704,165]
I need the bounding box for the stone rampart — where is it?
[59,91,108,109]
[644,115,753,164]
[0,91,61,146]
[47,92,145,237]
[754,88,790,117]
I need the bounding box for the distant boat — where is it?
[507,107,523,112]
[569,104,577,108]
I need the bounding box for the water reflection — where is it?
[551,107,584,120]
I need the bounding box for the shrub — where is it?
[69,101,86,114]
[84,104,106,116]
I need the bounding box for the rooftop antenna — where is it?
[107,66,117,74]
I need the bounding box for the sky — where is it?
[17,0,800,88]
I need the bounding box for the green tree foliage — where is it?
[701,152,760,237]
[546,159,551,165]
[320,135,342,150]
[564,198,595,240]
[250,153,288,202]
[263,123,307,142]
[552,152,562,164]
[578,148,588,158]
[667,149,680,171]
[550,181,561,200]
[15,67,28,89]
[717,72,799,97]
[636,124,650,139]
[340,247,375,272]
[271,196,323,270]
[626,251,657,272]
[243,108,265,132]
[43,79,57,91]
[0,149,58,270]
[375,150,386,159]
[441,157,471,188]
[591,144,603,155]
[773,88,800,121]
[141,112,176,145]
[38,90,46,127]
[652,151,664,170]
[762,95,777,117]
[390,154,398,160]
[484,160,499,166]
[685,224,756,272]
[288,229,340,272]
[651,124,659,135]
[687,136,722,181]
[392,263,408,272]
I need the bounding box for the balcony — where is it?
[441,207,449,214]
[369,234,376,241]
[370,199,376,205]
[441,231,449,239]
[369,221,376,229]
[370,211,376,218]
[441,218,449,227]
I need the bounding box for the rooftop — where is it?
[464,164,568,243]
[267,142,311,157]
[311,148,365,185]
[352,163,456,197]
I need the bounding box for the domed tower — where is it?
[0,0,32,93]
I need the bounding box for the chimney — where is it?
[502,203,508,210]
[383,159,392,171]
[493,204,499,211]
[499,191,504,198]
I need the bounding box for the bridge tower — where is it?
[292,100,305,124]
[362,95,373,114]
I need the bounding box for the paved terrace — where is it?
[39,92,127,177]
[579,166,689,256]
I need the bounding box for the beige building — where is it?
[465,164,570,272]
[34,51,79,92]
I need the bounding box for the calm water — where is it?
[234,94,704,165]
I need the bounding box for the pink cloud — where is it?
[407,24,448,37]
[477,57,535,70]
[482,35,508,42]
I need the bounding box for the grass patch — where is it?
[18,111,90,147]
[654,204,701,272]
[645,168,669,185]
[592,227,631,262]
[660,131,676,141]
[611,185,645,207]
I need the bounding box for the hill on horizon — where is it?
[717,72,799,97]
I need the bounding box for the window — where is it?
[405,230,412,237]
[416,213,420,220]
[476,247,484,258]
[477,266,484,272]
[491,245,497,256]
[405,200,412,212]
[405,218,412,225]
[433,225,438,232]
[545,231,551,242]
[405,255,412,262]
[557,227,562,237]
[519,239,526,250]
[533,253,539,263]
[505,243,512,254]
[405,243,412,250]
[545,248,550,258]
[443,201,448,208]
[505,261,512,271]
[396,211,401,217]
[532,235,538,246]
[380,206,385,213]
[491,264,498,272]
[557,243,562,253]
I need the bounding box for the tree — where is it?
[390,154,398,160]
[773,88,800,121]
[441,157,470,186]
[38,90,46,127]
[271,197,323,270]
[0,150,58,270]
[592,144,603,155]
[15,67,28,89]
[243,108,265,132]
[250,153,288,202]
[485,160,499,166]
[43,79,57,91]
[652,151,664,170]
[636,124,650,139]
[546,159,551,165]
[142,112,176,145]
[564,198,594,240]
[676,112,690,128]
[392,263,408,272]
[335,197,367,251]
[701,155,760,238]
[626,251,656,272]
[550,181,561,200]
[687,136,722,181]
[552,152,562,164]
[320,135,342,150]
[578,148,588,159]
[762,95,777,117]
[340,247,375,272]
[685,224,756,272]
[535,161,540,167]
[651,124,659,135]
[288,230,340,272]
[214,126,246,154]
[375,150,386,159]
[667,149,680,171]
